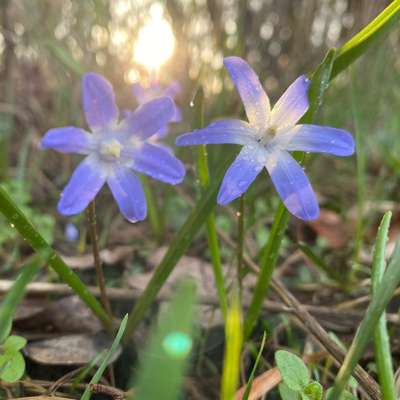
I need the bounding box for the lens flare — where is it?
[133,16,175,71]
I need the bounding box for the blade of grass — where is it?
[81,314,128,400]
[193,87,228,319]
[241,331,267,400]
[351,67,367,277]
[331,0,400,79]
[0,252,49,341]
[371,212,396,400]
[132,280,197,400]
[0,185,111,331]
[328,235,400,399]
[142,176,164,242]
[221,292,243,400]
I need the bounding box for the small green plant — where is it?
[275,350,356,400]
[0,334,27,383]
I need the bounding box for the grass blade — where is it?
[371,212,396,400]
[81,315,128,400]
[132,280,197,400]
[221,292,243,400]
[0,185,111,331]
[329,234,400,399]
[332,0,400,79]
[0,252,48,341]
[241,331,267,400]
[193,87,228,318]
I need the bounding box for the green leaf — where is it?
[81,314,128,400]
[279,382,301,400]
[0,351,25,382]
[132,281,197,400]
[0,185,111,332]
[0,253,46,341]
[275,350,309,392]
[4,336,26,352]
[221,292,243,400]
[370,212,396,400]
[303,381,323,400]
[329,236,400,398]
[332,0,400,79]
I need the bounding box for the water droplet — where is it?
[162,331,192,359]
[189,101,194,108]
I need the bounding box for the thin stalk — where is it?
[371,212,396,400]
[194,88,228,318]
[87,201,112,318]
[237,194,245,292]
[142,176,164,242]
[351,68,366,278]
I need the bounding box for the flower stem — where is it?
[87,200,112,318]
[236,194,245,292]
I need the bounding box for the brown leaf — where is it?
[235,368,281,400]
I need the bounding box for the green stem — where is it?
[351,69,366,278]
[0,185,112,332]
[237,194,245,291]
[87,201,113,319]
[142,176,164,242]
[371,212,396,400]
[194,88,228,319]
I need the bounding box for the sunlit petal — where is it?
[224,57,271,130]
[41,126,92,154]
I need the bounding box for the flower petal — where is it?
[224,56,270,130]
[58,156,106,215]
[124,97,174,139]
[274,125,355,156]
[107,167,147,223]
[170,104,182,123]
[132,82,147,103]
[82,73,119,130]
[265,149,319,220]
[162,81,181,98]
[176,119,256,147]
[41,127,92,154]
[217,144,266,204]
[271,75,310,129]
[127,143,185,184]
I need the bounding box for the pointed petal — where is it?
[265,149,319,220]
[271,75,310,129]
[41,126,92,154]
[162,81,181,98]
[82,73,119,130]
[124,97,174,139]
[224,56,270,130]
[107,167,147,223]
[274,125,355,156]
[176,119,256,147]
[127,143,185,184]
[58,156,106,215]
[217,144,266,204]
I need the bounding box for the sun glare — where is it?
[133,15,175,72]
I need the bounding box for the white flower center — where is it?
[99,139,122,160]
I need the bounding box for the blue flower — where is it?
[176,57,355,221]
[41,73,185,223]
[132,80,182,138]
